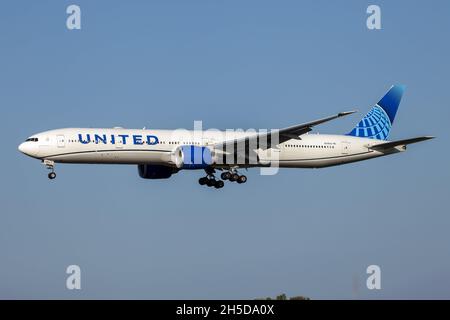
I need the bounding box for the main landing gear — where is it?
[198,176,224,189]
[198,167,247,189]
[43,159,56,180]
[220,171,247,184]
[198,167,224,189]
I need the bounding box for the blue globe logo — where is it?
[351,105,392,140]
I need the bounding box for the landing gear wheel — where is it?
[230,173,239,182]
[206,178,216,187]
[199,177,208,185]
[221,172,231,180]
[237,175,247,184]
[214,180,224,189]
[48,172,56,180]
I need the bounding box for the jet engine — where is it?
[171,145,216,169]
[137,164,178,179]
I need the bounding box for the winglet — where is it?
[338,110,358,117]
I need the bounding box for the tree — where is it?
[276,294,287,300]
[289,296,310,300]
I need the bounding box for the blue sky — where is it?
[1,0,449,299]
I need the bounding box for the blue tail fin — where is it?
[347,85,405,140]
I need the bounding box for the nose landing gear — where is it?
[43,159,56,180]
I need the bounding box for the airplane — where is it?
[18,85,433,189]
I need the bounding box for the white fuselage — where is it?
[18,128,401,169]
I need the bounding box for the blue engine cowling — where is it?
[138,164,178,179]
[172,146,214,169]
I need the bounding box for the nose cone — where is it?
[18,142,27,154]
[18,142,37,157]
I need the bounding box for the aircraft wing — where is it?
[369,136,435,151]
[214,110,357,151]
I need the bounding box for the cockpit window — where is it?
[25,138,38,142]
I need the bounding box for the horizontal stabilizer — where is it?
[369,136,434,151]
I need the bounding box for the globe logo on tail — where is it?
[348,105,392,140]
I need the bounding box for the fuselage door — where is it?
[341,141,351,155]
[202,136,216,147]
[57,135,65,148]
[115,135,124,149]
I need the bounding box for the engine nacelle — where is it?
[172,145,215,169]
[138,164,177,179]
